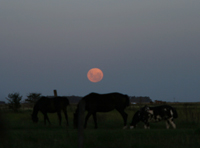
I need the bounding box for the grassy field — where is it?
[0,103,200,148]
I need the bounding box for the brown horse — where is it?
[73,92,130,129]
[31,96,69,125]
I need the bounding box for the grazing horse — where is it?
[130,105,178,129]
[31,96,69,125]
[73,92,130,129]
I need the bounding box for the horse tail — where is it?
[74,102,80,115]
[75,99,85,115]
[65,97,70,106]
[125,95,130,107]
[73,99,86,128]
[78,99,86,117]
[171,107,178,119]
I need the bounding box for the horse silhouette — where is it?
[73,92,130,129]
[31,96,69,125]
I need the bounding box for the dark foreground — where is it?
[1,103,200,148]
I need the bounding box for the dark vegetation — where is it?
[0,102,200,148]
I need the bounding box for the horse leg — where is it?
[84,112,92,128]
[116,109,128,129]
[144,122,150,129]
[63,108,69,126]
[57,111,62,126]
[168,118,176,129]
[92,112,98,129]
[43,112,50,125]
[166,120,170,129]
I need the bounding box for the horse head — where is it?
[141,105,150,111]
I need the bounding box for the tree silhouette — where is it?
[6,92,22,112]
[25,93,42,106]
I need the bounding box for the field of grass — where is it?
[0,103,200,148]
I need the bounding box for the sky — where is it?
[1,1,200,102]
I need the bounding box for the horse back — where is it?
[34,96,69,113]
[83,92,130,112]
[148,105,178,119]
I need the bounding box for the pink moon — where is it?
[87,68,104,83]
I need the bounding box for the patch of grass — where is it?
[1,103,200,148]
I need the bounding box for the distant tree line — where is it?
[4,92,42,112]
[3,92,153,112]
[67,96,153,104]
[129,96,152,103]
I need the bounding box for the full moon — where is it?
[87,68,103,83]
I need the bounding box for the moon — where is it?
[87,68,103,83]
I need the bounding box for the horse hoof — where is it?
[123,126,128,129]
[130,126,134,129]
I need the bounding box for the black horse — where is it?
[73,92,130,129]
[31,96,69,125]
[130,105,178,129]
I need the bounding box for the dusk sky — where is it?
[1,1,200,102]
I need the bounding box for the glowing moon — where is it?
[87,68,103,83]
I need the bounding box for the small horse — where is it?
[73,92,130,129]
[130,105,178,129]
[31,96,69,125]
